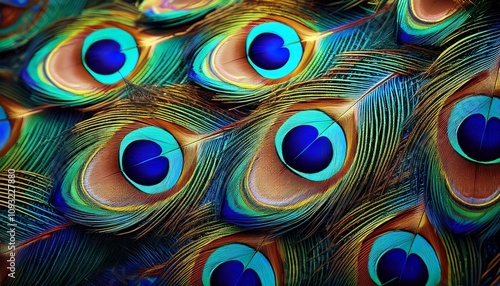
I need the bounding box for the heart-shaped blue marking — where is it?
[122,140,169,186]
[377,248,428,286]
[457,114,500,162]
[210,260,261,286]
[282,125,333,174]
[248,33,290,70]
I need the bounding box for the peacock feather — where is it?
[52,85,236,236]
[0,0,498,285]
[405,7,500,237]
[20,2,191,109]
[187,0,400,104]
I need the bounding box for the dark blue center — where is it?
[122,140,169,186]
[0,107,11,151]
[457,114,500,162]
[210,260,261,286]
[377,248,429,286]
[84,39,125,75]
[281,125,333,174]
[0,119,10,150]
[248,33,290,70]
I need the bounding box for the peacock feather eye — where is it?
[19,4,146,107]
[190,16,317,92]
[367,231,440,286]
[355,207,449,286]
[54,118,198,232]
[246,22,304,80]
[274,110,346,181]
[396,0,471,45]
[202,243,275,286]
[400,22,500,238]
[119,126,183,194]
[187,2,396,105]
[433,91,500,233]
[81,28,139,85]
[164,227,333,285]
[447,95,500,165]
[177,233,283,286]
[188,3,349,99]
[52,87,235,234]
[217,64,420,228]
[20,3,189,109]
[218,96,361,229]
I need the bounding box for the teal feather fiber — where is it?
[0,171,63,243]
[0,0,90,51]
[0,0,499,285]
[0,109,86,175]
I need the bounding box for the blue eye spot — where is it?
[275,110,347,181]
[210,260,262,286]
[282,125,333,174]
[84,39,126,75]
[367,231,441,286]
[81,28,139,85]
[377,248,428,286]
[246,22,303,79]
[248,33,290,71]
[119,126,183,194]
[0,105,11,152]
[122,140,169,186]
[447,96,500,164]
[202,244,275,286]
[457,114,500,162]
